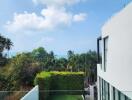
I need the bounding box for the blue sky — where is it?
[0,0,131,56]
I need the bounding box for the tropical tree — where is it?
[67,50,75,71]
[0,34,13,66]
[55,57,68,71]
[8,53,41,88]
[5,38,13,57]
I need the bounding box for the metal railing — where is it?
[0,91,28,100]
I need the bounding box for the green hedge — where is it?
[34,71,84,100]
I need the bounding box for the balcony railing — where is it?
[0,91,28,100]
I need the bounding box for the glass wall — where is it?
[115,87,119,100]
[98,77,131,100]
[112,86,131,100]
[99,77,102,100]
[97,37,102,65]
[120,93,126,100]
[105,80,109,100]
[103,36,108,71]
[99,77,110,100]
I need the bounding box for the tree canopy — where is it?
[0,34,13,66]
[0,35,97,91]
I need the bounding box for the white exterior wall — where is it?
[98,2,132,99]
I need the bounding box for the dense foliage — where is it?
[34,71,84,100]
[0,35,97,92]
[0,47,97,91]
[0,34,13,66]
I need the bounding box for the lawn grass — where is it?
[49,95,83,100]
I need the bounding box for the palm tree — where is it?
[0,34,13,64]
[0,35,6,53]
[5,38,13,50]
[5,38,13,58]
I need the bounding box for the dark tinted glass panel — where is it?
[104,37,108,71]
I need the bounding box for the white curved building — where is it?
[97,2,132,100]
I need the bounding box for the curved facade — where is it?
[97,2,132,100]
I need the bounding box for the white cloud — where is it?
[5,0,87,33]
[73,13,87,22]
[5,12,45,32]
[32,0,81,7]
[40,6,73,28]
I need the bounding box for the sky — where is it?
[0,0,131,56]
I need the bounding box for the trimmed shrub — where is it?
[34,72,51,100]
[34,71,84,100]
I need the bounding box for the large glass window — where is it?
[99,78,131,100]
[120,93,125,100]
[99,78,110,100]
[112,86,131,100]
[105,81,110,100]
[102,79,105,100]
[97,37,102,65]
[115,88,119,100]
[112,87,115,100]
[104,36,108,71]
[126,96,131,100]
[99,77,102,100]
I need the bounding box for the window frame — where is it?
[103,36,109,71]
[97,36,102,64]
